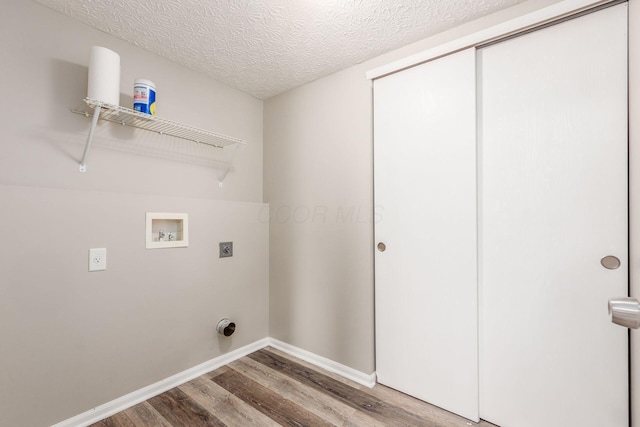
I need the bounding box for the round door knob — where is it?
[377,242,386,252]
[601,255,621,270]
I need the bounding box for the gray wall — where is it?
[264,0,564,375]
[1,2,267,426]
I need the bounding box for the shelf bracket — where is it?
[78,106,102,172]
[218,143,242,187]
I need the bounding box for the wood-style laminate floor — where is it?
[92,347,496,427]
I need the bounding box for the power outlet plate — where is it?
[219,242,233,258]
[89,248,107,271]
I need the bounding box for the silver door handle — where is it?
[609,297,640,329]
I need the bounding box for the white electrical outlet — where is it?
[89,248,107,272]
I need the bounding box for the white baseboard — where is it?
[52,337,376,427]
[267,338,377,388]
[52,338,269,427]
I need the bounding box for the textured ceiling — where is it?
[34,0,525,99]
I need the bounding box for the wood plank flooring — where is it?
[92,347,496,427]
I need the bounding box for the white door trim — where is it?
[628,1,640,426]
[366,0,614,81]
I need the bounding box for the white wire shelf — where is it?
[71,98,245,184]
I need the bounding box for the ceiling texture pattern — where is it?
[34,0,525,99]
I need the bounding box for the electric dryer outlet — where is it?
[219,242,233,258]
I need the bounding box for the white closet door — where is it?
[479,4,628,427]
[374,48,478,421]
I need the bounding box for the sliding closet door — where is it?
[374,48,478,421]
[479,4,628,427]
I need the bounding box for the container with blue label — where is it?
[133,79,156,115]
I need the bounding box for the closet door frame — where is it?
[628,2,640,426]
